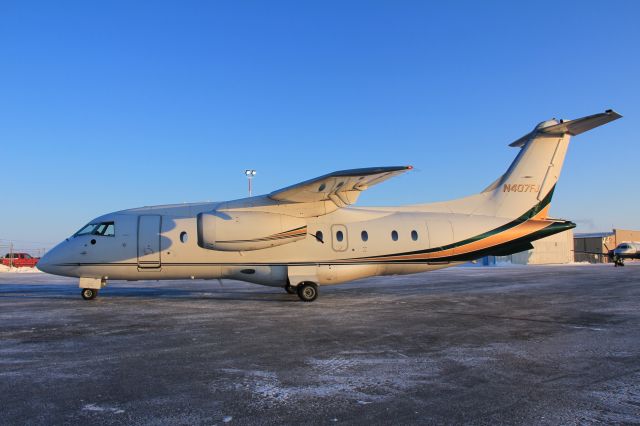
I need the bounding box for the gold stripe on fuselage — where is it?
[339,208,554,263]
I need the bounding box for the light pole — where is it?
[244,169,256,196]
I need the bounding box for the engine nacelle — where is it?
[197,211,307,251]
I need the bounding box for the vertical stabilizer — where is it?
[477,110,621,219]
[487,123,571,219]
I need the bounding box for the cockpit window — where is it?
[619,244,630,250]
[75,224,98,236]
[74,221,115,237]
[102,223,115,236]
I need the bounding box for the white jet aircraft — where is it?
[578,241,640,267]
[612,242,640,266]
[38,110,622,302]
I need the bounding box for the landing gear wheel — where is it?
[297,282,318,302]
[285,284,297,294]
[81,288,98,300]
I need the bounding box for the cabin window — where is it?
[411,230,418,241]
[180,231,188,243]
[361,230,368,242]
[336,230,344,242]
[391,230,398,241]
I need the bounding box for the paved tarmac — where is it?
[1,264,639,425]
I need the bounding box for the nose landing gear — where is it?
[79,277,107,300]
[81,288,98,300]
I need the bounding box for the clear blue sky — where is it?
[1,1,638,249]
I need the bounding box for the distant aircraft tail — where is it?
[432,110,622,220]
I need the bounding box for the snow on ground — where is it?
[0,264,41,273]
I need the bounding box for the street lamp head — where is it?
[244,169,257,177]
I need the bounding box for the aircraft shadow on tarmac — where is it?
[0,283,301,303]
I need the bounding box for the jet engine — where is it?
[197,211,307,251]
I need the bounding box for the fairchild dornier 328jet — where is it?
[38,110,621,302]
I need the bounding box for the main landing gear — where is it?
[296,282,319,302]
[81,288,98,300]
[284,281,319,302]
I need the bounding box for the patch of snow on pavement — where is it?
[81,403,125,414]
[0,264,42,273]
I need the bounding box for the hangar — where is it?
[482,230,574,265]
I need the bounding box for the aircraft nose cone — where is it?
[37,244,67,275]
[36,242,76,277]
[36,252,53,274]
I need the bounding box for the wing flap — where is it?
[269,166,412,205]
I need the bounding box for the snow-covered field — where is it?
[0,264,41,273]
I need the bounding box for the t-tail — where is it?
[464,110,622,220]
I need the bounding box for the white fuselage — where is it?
[613,242,640,259]
[37,194,569,288]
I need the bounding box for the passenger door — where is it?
[138,215,162,268]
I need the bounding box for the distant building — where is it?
[480,227,640,266]
[573,232,613,263]
[482,229,574,265]
[574,228,640,263]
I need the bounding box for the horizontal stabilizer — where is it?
[509,110,622,148]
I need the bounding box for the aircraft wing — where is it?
[269,166,412,207]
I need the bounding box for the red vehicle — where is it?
[2,253,40,268]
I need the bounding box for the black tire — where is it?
[81,288,98,300]
[297,282,318,302]
[285,284,297,294]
